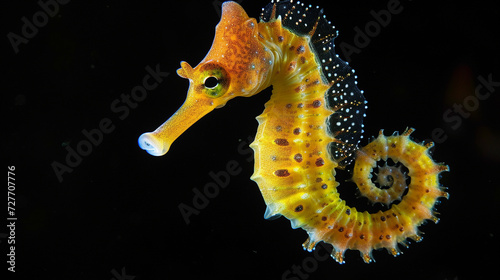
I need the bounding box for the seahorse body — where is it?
[138,1,448,263]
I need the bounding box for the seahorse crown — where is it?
[138,0,448,264]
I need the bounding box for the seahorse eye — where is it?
[199,64,230,98]
[204,76,219,89]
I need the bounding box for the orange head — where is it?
[139,1,274,156]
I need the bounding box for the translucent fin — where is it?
[264,204,282,220]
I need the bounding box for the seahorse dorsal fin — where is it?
[176,61,193,79]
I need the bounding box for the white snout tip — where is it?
[138,132,169,156]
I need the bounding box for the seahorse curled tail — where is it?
[299,128,449,263]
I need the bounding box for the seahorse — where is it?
[138,0,449,263]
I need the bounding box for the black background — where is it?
[3,0,500,279]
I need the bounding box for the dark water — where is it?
[3,0,499,279]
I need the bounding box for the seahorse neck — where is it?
[256,20,328,97]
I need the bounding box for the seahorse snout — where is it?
[138,132,169,156]
[138,91,217,157]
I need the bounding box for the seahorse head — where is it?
[139,1,273,156]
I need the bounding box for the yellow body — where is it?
[139,1,448,263]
